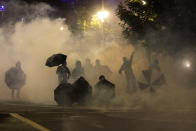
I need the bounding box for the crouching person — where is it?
[54,77,92,107]
[72,77,92,106]
[95,75,115,104]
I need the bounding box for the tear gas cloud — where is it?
[0,1,137,104]
[0,1,195,110]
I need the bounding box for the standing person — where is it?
[5,61,26,99]
[71,60,84,80]
[95,59,112,78]
[56,61,71,84]
[84,58,94,72]
[84,58,94,80]
[119,52,136,91]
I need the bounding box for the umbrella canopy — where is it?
[45,53,67,67]
[138,68,166,91]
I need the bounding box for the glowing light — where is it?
[0,5,5,11]
[21,17,24,21]
[97,10,109,22]
[184,60,191,68]
[60,26,64,31]
[142,0,147,5]
[161,26,166,30]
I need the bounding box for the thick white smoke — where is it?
[0,1,195,111]
[0,2,138,104]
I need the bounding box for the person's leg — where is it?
[126,74,131,90]
[17,89,20,99]
[11,89,14,99]
[130,74,137,91]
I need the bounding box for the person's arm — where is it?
[66,67,71,78]
[129,52,135,65]
[56,66,60,74]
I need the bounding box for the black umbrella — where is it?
[138,68,166,92]
[45,53,67,67]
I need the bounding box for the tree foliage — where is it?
[116,0,196,54]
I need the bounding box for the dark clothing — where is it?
[119,54,136,91]
[56,64,71,84]
[72,77,92,105]
[54,83,74,106]
[5,66,26,99]
[5,67,26,89]
[95,78,115,101]
[54,77,92,106]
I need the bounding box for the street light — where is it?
[96,10,109,43]
[141,0,147,5]
[0,5,5,16]
[96,10,109,22]
[60,26,64,31]
[183,60,191,69]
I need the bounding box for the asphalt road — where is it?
[1,101,196,131]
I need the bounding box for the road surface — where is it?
[0,101,196,131]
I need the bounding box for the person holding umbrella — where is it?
[56,61,71,84]
[45,53,71,84]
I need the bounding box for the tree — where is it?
[116,0,196,57]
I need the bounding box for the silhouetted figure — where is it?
[85,58,93,69]
[72,77,92,105]
[71,60,84,80]
[54,77,92,106]
[119,52,136,91]
[84,58,94,79]
[95,75,115,102]
[95,59,112,78]
[54,83,74,106]
[56,61,71,84]
[5,61,26,99]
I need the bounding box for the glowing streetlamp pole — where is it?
[97,11,109,23]
[96,10,109,43]
[95,0,110,43]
